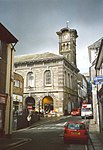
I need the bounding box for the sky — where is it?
[0,0,103,73]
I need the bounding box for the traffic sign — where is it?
[94,76,103,85]
[27,105,32,109]
[82,105,87,108]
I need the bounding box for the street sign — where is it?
[94,76,103,85]
[82,105,87,108]
[27,105,32,109]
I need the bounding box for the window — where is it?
[70,75,73,89]
[67,123,85,130]
[45,70,51,85]
[20,81,22,88]
[64,71,67,86]
[67,73,70,87]
[14,80,22,88]
[14,80,19,87]
[27,72,34,87]
[0,41,7,93]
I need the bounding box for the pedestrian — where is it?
[41,109,44,117]
[27,114,31,126]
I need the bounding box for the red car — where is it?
[71,108,81,116]
[63,121,89,145]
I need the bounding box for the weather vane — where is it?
[66,21,69,28]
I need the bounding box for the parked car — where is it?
[71,108,81,116]
[63,121,89,145]
[47,110,57,117]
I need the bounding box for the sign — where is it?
[82,105,87,108]
[13,94,22,102]
[94,76,103,85]
[27,105,32,109]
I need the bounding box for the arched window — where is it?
[64,71,67,86]
[70,75,73,89]
[68,73,70,87]
[27,72,34,87]
[44,70,51,85]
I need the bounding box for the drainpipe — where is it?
[96,70,101,132]
[8,43,17,136]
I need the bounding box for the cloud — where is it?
[1,0,103,73]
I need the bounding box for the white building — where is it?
[88,37,103,132]
[77,73,88,107]
[95,39,103,132]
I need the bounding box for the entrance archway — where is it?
[25,96,35,111]
[42,96,53,114]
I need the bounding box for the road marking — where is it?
[31,122,65,131]
[6,138,32,150]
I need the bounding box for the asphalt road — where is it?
[11,116,89,150]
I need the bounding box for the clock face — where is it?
[63,33,69,40]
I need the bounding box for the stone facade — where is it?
[14,26,79,116]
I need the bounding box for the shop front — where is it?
[0,93,7,137]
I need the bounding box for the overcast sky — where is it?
[0,0,103,73]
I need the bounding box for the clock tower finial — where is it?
[66,21,69,28]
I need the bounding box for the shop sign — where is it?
[13,94,22,102]
[27,105,32,110]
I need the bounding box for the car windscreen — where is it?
[67,123,85,130]
[81,108,92,112]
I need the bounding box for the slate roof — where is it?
[0,23,18,43]
[14,52,62,63]
[88,37,103,50]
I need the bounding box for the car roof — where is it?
[72,108,80,110]
[67,121,85,125]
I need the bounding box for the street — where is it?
[9,116,90,150]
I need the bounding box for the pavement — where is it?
[0,116,103,150]
[88,122,103,150]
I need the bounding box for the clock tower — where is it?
[56,24,78,66]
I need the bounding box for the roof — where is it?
[0,23,18,43]
[14,52,62,63]
[88,37,103,50]
[14,52,79,72]
[56,27,78,37]
[95,39,103,69]
[88,37,103,63]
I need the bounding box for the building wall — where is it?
[95,40,103,131]
[13,72,24,115]
[4,44,14,135]
[88,38,103,132]
[13,72,24,95]
[0,42,7,93]
[14,57,78,115]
